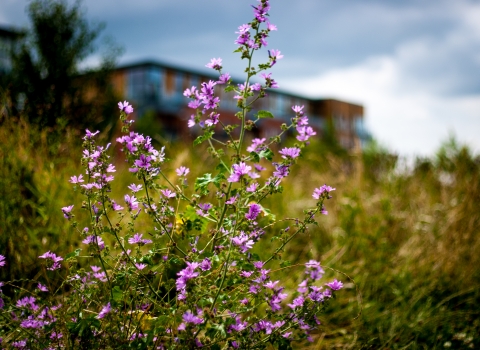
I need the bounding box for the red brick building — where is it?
[110,60,371,149]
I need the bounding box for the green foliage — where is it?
[271,136,480,349]
[7,0,121,132]
[256,110,275,119]
[0,118,85,286]
[2,112,479,348]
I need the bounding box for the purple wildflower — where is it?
[205,112,220,126]
[118,101,134,114]
[200,258,212,271]
[134,154,152,169]
[205,57,222,70]
[297,279,308,293]
[326,279,344,291]
[61,205,74,219]
[226,194,239,205]
[240,271,253,278]
[228,162,252,183]
[128,233,152,245]
[312,185,336,199]
[84,129,99,139]
[196,203,212,217]
[178,310,203,331]
[247,138,266,153]
[268,49,283,66]
[279,147,301,159]
[128,184,143,193]
[287,296,305,309]
[218,73,231,84]
[0,255,5,267]
[82,235,105,250]
[176,166,190,176]
[176,262,200,291]
[231,232,254,253]
[38,251,63,271]
[264,280,279,289]
[135,263,147,270]
[124,194,139,211]
[309,286,324,302]
[245,203,262,221]
[97,302,111,319]
[246,182,259,192]
[296,125,316,141]
[305,260,325,280]
[183,86,197,98]
[69,175,84,184]
[111,200,124,211]
[267,21,277,31]
[37,283,49,292]
[253,261,264,269]
[16,296,37,310]
[12,340,27,349]
[260,72,279,89]
[161,189,176,198]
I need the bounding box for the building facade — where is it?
[110,60,371,148]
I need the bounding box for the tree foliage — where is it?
[8,0,120,130]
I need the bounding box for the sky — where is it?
[1,0,479,157]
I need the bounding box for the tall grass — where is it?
[1,118,478,348]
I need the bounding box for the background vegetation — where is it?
[1,115,478,349]
[1,2,478,347]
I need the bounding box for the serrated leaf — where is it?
[258,148,274,161]
[195,172,225,195]
[65,248,82,260]
[212,173,225,188]
[256,110,274,119]
[250,151,260,163]
[193,131,214,146]
[195,173,213,195]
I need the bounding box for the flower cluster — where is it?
[0,1,345,348]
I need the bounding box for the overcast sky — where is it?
[2,0,479,156]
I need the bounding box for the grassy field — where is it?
[1,118,479,349]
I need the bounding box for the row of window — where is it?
[123,65,311,119]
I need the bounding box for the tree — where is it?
[9,0,120,130]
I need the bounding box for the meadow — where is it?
[1,116,478,349]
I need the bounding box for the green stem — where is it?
[143,176,187,256]
[264,208,320,265]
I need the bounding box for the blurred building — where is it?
[109,60,372,149]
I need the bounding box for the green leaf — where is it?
[193,131,214,146]
[256,110,274,119]
[195,172,225,195]
[195,173,213,195]
[65,248,82,259]
[280,260,292,268]
[250,151,260,163]
[258,148,274,161]
[215,163,229,174]
[112,286,123,302]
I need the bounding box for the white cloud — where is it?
[281,0,480,156]
[283,53,480,156]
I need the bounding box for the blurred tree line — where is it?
[0,0,121,135]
